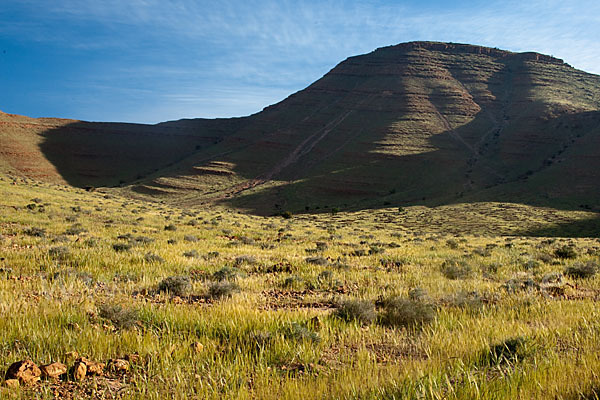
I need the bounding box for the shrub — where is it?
[503,273,539,292]
[204,251,220,259]
[541,272,563,284]
[183,250,199,258]
[208,281,240,299]
[482,337,531,366]
[132,236,154,245]
[554,245,577,259]
[447,291,484,311]
[282,275,304,289]
[158,276,191,296]
[335,299,376,324]
[283,322,320,343]
[441,260,472,280]
[446,239,459,249]
[113,243,132,252]
[164,224,177,231]
[98,303,139,330]
[144,253,164,264]
[24,227,46,237]
[64,224,87,235]
[378,297,435,329]
[213,266,242,281]
[184,235,199,242]
[48,246,70,260]
[234,255,257,266]
[565,261,598,279]
[281,211,292,219]
[408,287,429,302]
[305,257,328,266]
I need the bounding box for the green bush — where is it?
[335,299,376,324]
[565,261,598,279]
[158,276,192,296]
[441,259,472,280]
[378,297,435,329]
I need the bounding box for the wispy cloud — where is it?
[1,0,598,122]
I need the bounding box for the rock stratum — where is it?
[1,41,599,214]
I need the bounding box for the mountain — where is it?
[1,42,600,214]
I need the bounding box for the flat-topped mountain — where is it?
[1,42,599,214]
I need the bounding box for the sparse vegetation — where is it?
[378,297,435,329]
[1,177,600,399]
[98,303,139,330]
[207,281,239,299]
[565,261,598,279]
[440,259,473,280]
[334,299,376,324]
[157,276,191,296]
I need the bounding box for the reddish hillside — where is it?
[2,42,599,214]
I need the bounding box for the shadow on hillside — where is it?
[38,118,245,188]
[37,52,600,226]
[212,54,600,216]
[516,214,600,238]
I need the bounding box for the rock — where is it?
[192,342,204,353]
[108,359,129,373]
[40,362,67,379]
[72,361,87,381]
[3,379,19,388]
[5,360,41,385]
[76,357,105,376]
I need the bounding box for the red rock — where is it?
[5,360,41,385]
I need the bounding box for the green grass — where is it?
[1,175,600,399]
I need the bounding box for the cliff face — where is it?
[2,42,599,213]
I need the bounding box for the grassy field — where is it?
[1,175,600,399]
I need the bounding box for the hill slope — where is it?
[2,42,600,214]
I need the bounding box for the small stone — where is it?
[77,358,105,376]
[108,359,129,373]
[4,379,19,388]
[72,362,87,381]
[5,360,41,385]
[40,362,67,379]
[192,342,204,353]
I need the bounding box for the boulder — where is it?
[40,362,67,379]
[5,360,41,385]
[76,357,105,376]
[72,361,87,382]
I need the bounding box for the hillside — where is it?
[2,42,600,215]
[0,110,245,187]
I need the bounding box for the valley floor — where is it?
[0,175,599,399]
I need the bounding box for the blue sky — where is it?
[1,0,599,123]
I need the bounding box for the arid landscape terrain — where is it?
[1,42,599,399]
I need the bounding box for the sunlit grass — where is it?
[0,175,599,398]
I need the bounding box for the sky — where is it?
[1,0,599,123]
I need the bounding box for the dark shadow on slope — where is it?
[38,118,246,188]
[516,213,600,238]
[34,44,600,224]
[214,52,600,216]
